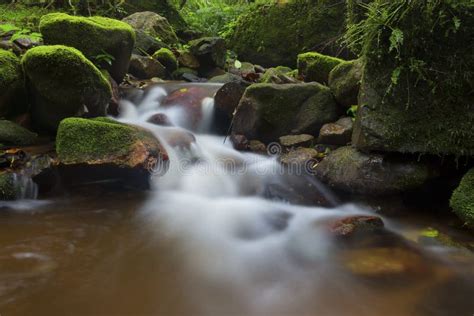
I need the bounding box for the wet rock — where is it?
[248,140,267,154]
[104,71,120,116]
[201,67,226,79]
[129,54,167,79]
[122,11,178,45]
[161,87,211,128]
[230,134,249,151]
[159,127,196,149]
[22,46,112,132]
[0,49,27,118]
[450,168,474,229]
[298,52,344,84]
[0,172,18,200]
[314,146,436,195]
[279,147,319,166]
[41,13,135,82]
[178,51,200,69]
[232,83,339,142]
[152,48,178,73]
[189,37,226,69]
[133,30,168,55]
[279,134,314,147]
[171,68,200,81]
[213,82,245,134]
[208,73,244,84]
[328,59,363,108]
[122,1,187,32]
[329,215,384,237]
[0,120,37,146]
[318,117,353,145]
[259,66,298,84]
[147,113,173,126]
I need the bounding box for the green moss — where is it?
[56,117,137,164]
[228,0,347,67]
[297,52,344,84]
[259,66,293,83]
[352,0,474,156]
[0,49,27,117]
[328,58,363,107]
[0,49,21,91]
[40,13,135,81]
[152,48,178,72]
[0,172,16,200]
[450,168,474,228]
[0,120,37,146]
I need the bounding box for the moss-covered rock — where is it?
[122,11,179,45]
[315,146,436,195]
[297,52,344,84]
[133,29,169,55]
[450,168,474,228]
[22,45,111,132]
[189,37,226,69]
[40,13,135,82]
[328,59,363,108]
[56,117,168,169]
[0,172,17,200]
[259,66,298,84]
[0,120,37,146]
[171,67,199,81]
[0,49,27,117]
[129,54,166,79]
[152,48,178,73]
[232,83,339,142]
[228,0,347,67]
[122,0,187,32]
[352,0,474,156]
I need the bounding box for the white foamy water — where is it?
[116,84,374,314]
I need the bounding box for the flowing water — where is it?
[0,83,473,316]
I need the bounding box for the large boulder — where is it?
[122,0,187,32]
[450,168,474,228]
[352,0,474,156]
[189,37,226,69]
[297,52,344,84]
[232,83,339,142]
[22,45,111,132]
[0,120,37,146]
[128,54,166,79]
[0,49,27,118]
[40,13,135,82]
[314,146,436,195]
[328,59,363,108]
[228,0,348,67]
[122,11,179,45]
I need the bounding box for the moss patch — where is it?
[450,168,474,228]
[153,48,178,72]
[40,13,135,81]
[328,58,363,108]
[0,49,27,117]
[298,52,344,84]
[0,172,16,200]
[0,120,37,146]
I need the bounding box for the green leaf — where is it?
[420,227,439,238]
[391,67,402,85]
[389,28,404,53]
[234,60,242,69]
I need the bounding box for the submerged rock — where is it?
[450,168,474,229]
[0,120,37,146]
[189,37,226,69]
[22,45,112,132]
[228,0,347,67]
[318,117,353,145]
[122,11,178,45]
[40,13,135,82]
[328,59,363,108]
[129,54,166,79]
[0,49,27,118]
[314,146,436,195]
[297,52,344,84]
[232,83,339,142]
[147,113,173,126]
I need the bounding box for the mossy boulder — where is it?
[189,37,226,69]
[228,0,347,67]
[122,11,179,45]
[352,0,474,156]
[259,66,298,84]
[450,168,474,228]
[0,172,17,200]
[0,120,37,146]
[297,52,344,84]
[314,146,436,195]
[328,59,363,108]
[152,48,178,73]
[0,49,27,117]
[133,30,169,55]
[232,83,339,142]
[122,0,187,32]
[22,45,112,132]
[40,13,135,82]
[56,117,168,169]
[129,54,166,79]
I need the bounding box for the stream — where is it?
[0,83,473,316]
